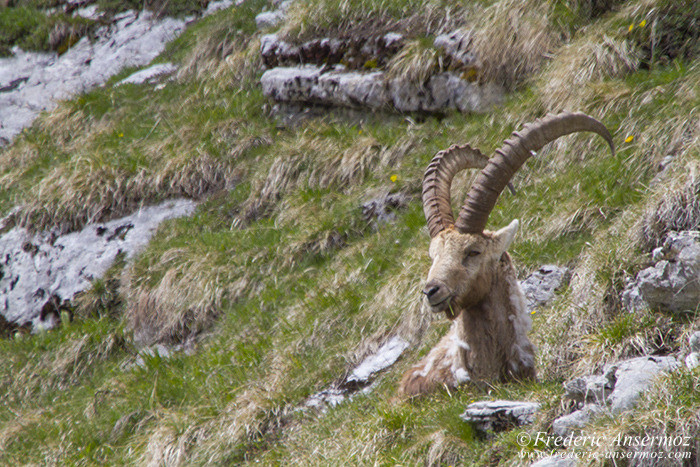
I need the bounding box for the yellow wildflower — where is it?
[624,135,634,143]
[628,23,634,32]
[390,174,398,183]
[639,19,646,27]
[118,132,124,137]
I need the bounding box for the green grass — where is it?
[0,0,698,464]
[0,6,94,56]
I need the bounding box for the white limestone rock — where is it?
[260,65,503,113]
[0,200,197,331]
[0,11,188,144]
[116,63,178,86]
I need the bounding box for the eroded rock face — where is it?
[552,356,680,436]
[260,33,404,69]
[622,231,700,313]
[0,200,197,331]
[261,65,503,113]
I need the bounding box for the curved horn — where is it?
[455,112,615,233]
[422,144,489,237]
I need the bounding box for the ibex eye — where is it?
[467,250,481,257]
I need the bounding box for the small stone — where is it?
[551,404,602,436]
[461,400,540,433]
[116,63,178,86]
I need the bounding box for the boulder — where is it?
[361,191,412,228]
[685,331,700,369]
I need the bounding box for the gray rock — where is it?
[562,365,616,405]
[519,265,569,311]
[553,356,679,434]
[260,32,404,69]
[116,63,178,86]
[255,0,292,30]
[0,0,239,147]
[460,400,540,433]
[256,10,286,29]
[607,356,679,412]
[551,404,603,436]
[0,200,197,331]
[531,456,577,467]
[0,11,188,145]
[260,65,502,114]
[361,191,412,228]
[622,231,700,313]
[434,29,476,68]
[346,335,409,385]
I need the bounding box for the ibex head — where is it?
[421,112,615,319]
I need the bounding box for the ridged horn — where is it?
[422,144,489,237]
[455,112,615,233]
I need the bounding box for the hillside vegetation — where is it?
[0,0,698,464]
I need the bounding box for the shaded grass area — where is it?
[0,0,699,464]
[0,5,94,56]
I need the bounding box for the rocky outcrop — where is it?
[260,33,404,69]
[261,65,502,113]
[0,0,234,145]
[461,400,540,433]
[622,231,700,313]
[0,200,197,332]
[552,356,680,436]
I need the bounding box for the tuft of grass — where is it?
[385,37,442,85]
[468,0,563,89]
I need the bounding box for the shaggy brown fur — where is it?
[399,222,536,396]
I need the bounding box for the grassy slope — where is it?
[0,0,698,465]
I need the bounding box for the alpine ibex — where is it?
[399,112,614,396]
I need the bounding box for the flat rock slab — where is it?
[461,400,540,433]
[116,63,178,86]
[0,199,197,331]
[261,65,503,114]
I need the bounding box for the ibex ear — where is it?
[493,219,519,253]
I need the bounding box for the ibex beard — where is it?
[399,112,615,397]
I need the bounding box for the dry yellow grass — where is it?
[469,0,562,89]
